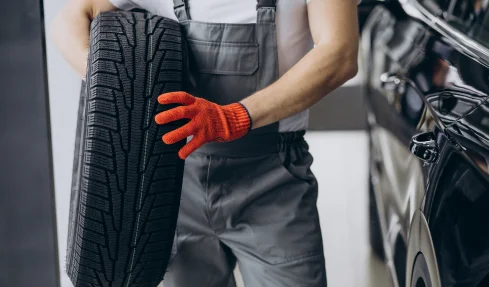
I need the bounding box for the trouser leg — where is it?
[163,153,237,287]
[212,141,327,287]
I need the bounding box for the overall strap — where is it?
[256,0,277,10]
[173,0,275,23]
[173,0,191,21]
[256,0,276,24]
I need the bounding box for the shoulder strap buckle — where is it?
[174,0,187,9]
[256,0,277,10]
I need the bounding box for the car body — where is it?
[360,0,489,286]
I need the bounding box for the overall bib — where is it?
[165,1,327,286]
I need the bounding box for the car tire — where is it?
[369,174,385,260]
[410,253,432,287]
[66,11,187,287]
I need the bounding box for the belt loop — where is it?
[173,0,191,21]
[256,0,277,10]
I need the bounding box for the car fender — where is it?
[406,210,442,287]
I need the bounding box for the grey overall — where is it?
[164,1,327,286]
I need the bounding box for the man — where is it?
[52,0,359,286]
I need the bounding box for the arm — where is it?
[50,0,117,78]
[155,0,360,159]
[241,0,359,129]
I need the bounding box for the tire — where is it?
[66,11,187,287]
[369,173,385,260]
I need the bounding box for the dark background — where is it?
[0,0,59,286]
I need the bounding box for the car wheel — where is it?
[66,11,187,287]
[411,253,432,287]
[369,172,385,260]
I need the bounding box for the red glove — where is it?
[155,92,252,159]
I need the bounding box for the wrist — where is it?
[237,102,253,132]
[222,103,252,140]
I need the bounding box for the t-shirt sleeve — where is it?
[109,0,138,10]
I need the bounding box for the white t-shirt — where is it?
[109,0,315,131]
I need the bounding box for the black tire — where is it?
[369,174,385,260]
[66,11,187,287]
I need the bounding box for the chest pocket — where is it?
[186,38,259,105]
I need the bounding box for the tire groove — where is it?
[90,83,122,92]
[126,16,151,287]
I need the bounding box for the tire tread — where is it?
[67,11,185,287]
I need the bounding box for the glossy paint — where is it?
[362,0,489,286]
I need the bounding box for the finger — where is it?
[154,106,195,125]
[162,122,198,145]
[178,136,205,159]
[158,92,196,105]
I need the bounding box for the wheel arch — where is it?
[406,210,441,287]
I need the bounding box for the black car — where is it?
[359,0,489,286]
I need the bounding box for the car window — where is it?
[419,0,489,49]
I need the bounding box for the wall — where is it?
[0,0,59,286]
[43,0,82,286]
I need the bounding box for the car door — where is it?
[363,5,434,286]
[408,0,489,285]
[363,1,489,285]
[358,0,383,31]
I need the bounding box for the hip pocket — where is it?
[275,141,315,184]
[248,150,323,265]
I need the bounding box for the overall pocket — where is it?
[186,39,259,105]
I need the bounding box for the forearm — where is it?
[51,0,115,78]
[241,42,358,129]
[51,7,91,78]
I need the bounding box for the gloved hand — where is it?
[155,92,252,159]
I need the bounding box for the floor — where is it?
[305,131,391,287]
[155,131,392,287]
